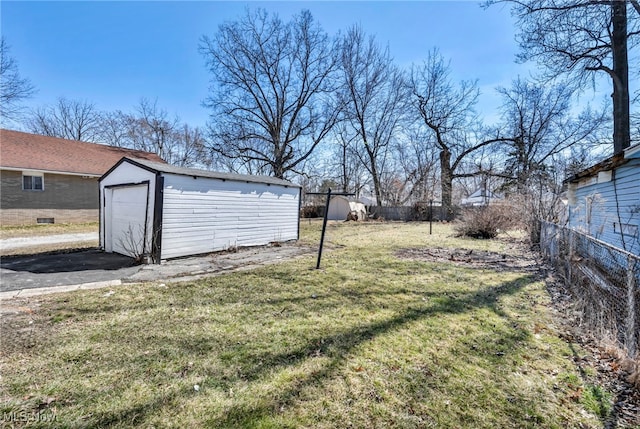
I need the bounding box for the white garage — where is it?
[99,157,301,263]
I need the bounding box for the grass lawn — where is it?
[0,222,98,239]
[0,222,99,256]
[0,222,609,428]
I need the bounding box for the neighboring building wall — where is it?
[0,170,99,225]
[568,152,640,255]
[160,173,299,260]
[1,209,98,226]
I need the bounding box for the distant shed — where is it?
[461,189,502,207]
[99,157,301,262]
[326,195,367,221]
[326,196,351,220]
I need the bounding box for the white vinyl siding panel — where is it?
[570,160,640,254]
[160,173,299,260]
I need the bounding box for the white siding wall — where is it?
[160,173,299,260]
[99,163,156,253]
[569,155,640,254]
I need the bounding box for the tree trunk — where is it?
[369,150,383,206]
[440,148,453,221]
[273,162,285,179]
[341,142,349,193]
[612,0,630,155]
[273,144,285,179]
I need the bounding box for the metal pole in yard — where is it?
[316,188,332,269]
[430,199,434,235]
[306,189,354,270]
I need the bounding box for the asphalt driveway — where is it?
[0,250,141,292]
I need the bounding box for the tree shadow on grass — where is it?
[59,261,451,318]
[86,274,536,428]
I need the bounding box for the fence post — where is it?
[540,221,546,259]
[626,256,638,357]
[429,199,433,235]
[567,228,574,286]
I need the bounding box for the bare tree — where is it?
[126,98,179,160]
[97,110,130,148]
[199,9,339,179]
[338,26,410,206]
[497,77,607,190]
[411,49,512,220]
[97,99,209,168]
[388,128,439,205]
[172,124,208,168]
[26,97,101,141]
[0,38,35,123]
[489,0,640,154]
[326,121,370,196]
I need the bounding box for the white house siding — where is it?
[160,173,299,260]
[99,162,156,255]
[569,151,640,255]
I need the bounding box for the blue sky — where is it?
[1,1,562,128]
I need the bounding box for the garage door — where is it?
[106,184,149,258]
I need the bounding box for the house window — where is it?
[22,173,44,191]
[613,222,638,238]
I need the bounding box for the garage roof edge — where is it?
[100,157,301,188]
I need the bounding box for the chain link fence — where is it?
[540,221,640,358]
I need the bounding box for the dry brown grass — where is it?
[0,222,612,428]
[0,222,98,239]
[0,222,98,256]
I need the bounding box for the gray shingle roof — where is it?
[124,157,301,188]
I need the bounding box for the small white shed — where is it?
[99,157,301,262]
[326,195,367,221]
[327,196,351,220]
